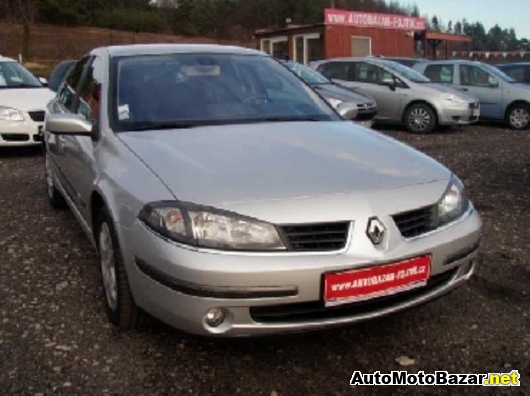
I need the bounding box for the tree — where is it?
[447,20,453,33]
[454,21,463,35]
[0,0,39,60]
[431,15,440,32]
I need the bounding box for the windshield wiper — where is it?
[242,116,324,123]
[122,121,201,132]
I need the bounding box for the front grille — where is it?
[28,111,45,122]
[280,222,350,252]
[250,268,458,323]
[1,133,29,142]
[392,205,437,239]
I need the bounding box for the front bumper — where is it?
[121,206,482,337]
[0,116,44,147]
[438,103,480,126]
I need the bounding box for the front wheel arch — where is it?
[402,101,439,133]
[505,101,530,130]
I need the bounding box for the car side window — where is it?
[503,66,525,82]
[352,62,394,85]
[424,65,454,83]
[75,56,104,123]
[57,57,89,111]
[353,62,379,83]
[318,62,348,80]
[459,65,491,87]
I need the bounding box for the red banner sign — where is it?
[325,8,426,31]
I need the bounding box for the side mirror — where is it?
[337,102,359,120]
[45,113,92,136]
[382,77,396,91]
[488,76,499,88]
[39,77,48,87]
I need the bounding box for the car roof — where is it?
[497,62,530,67]
[0,55,17,62]
[420,59,485,65]
[92,44,265,58]
[370,55,429,61]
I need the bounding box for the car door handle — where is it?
[460,88,469,92]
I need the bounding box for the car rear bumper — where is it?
[121,206,482,337]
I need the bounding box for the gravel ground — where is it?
[0,124,529,395]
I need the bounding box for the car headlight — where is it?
[441,93,466,105]
[138,202,286,251]
[327,98,343,109]
[0,106,24,121]
[437,176,469,226]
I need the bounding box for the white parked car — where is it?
[0,55,55,147]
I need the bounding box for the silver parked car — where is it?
[310,57,481,133]
[44,44,482,337]
[414,60,530,130]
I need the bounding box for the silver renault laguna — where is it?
[43,44,482,337]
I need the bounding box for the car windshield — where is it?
[112,53,340,131]
[0,61,43,88]
[480,63,517,83]
[380,60,431,83]
[282,61,332,85]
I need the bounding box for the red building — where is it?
[254,8,472,64]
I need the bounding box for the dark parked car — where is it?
[496,62,530,85]
[280,60,378,128]
[48,60,76,92]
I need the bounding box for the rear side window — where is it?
[424,64,454,83]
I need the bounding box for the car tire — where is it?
[95,207,145,330]
[507,104,530,130]
[404,103,437,133]
[45,151,67,209]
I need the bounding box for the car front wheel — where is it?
[405,103,436,133]
[95,207,145,330]
[507,104,530,130]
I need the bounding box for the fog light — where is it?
[205,308,225,327]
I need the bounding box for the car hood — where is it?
[313,83,375,105]
[0,88,55,111]
[119,121,451,207]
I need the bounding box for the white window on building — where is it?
[351,36,372,57]
[261,36,288,58]
[293,33,323,65]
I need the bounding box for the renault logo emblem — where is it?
[366,217,386,245]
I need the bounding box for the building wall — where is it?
[324,25,416,58]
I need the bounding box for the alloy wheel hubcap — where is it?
[99,222,118,311]
[510,108,529,129]
[408,108,431,131]
[45,155,54,198]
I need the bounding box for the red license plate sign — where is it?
[324,255,431,306]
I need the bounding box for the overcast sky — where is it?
[408,0,529,39]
